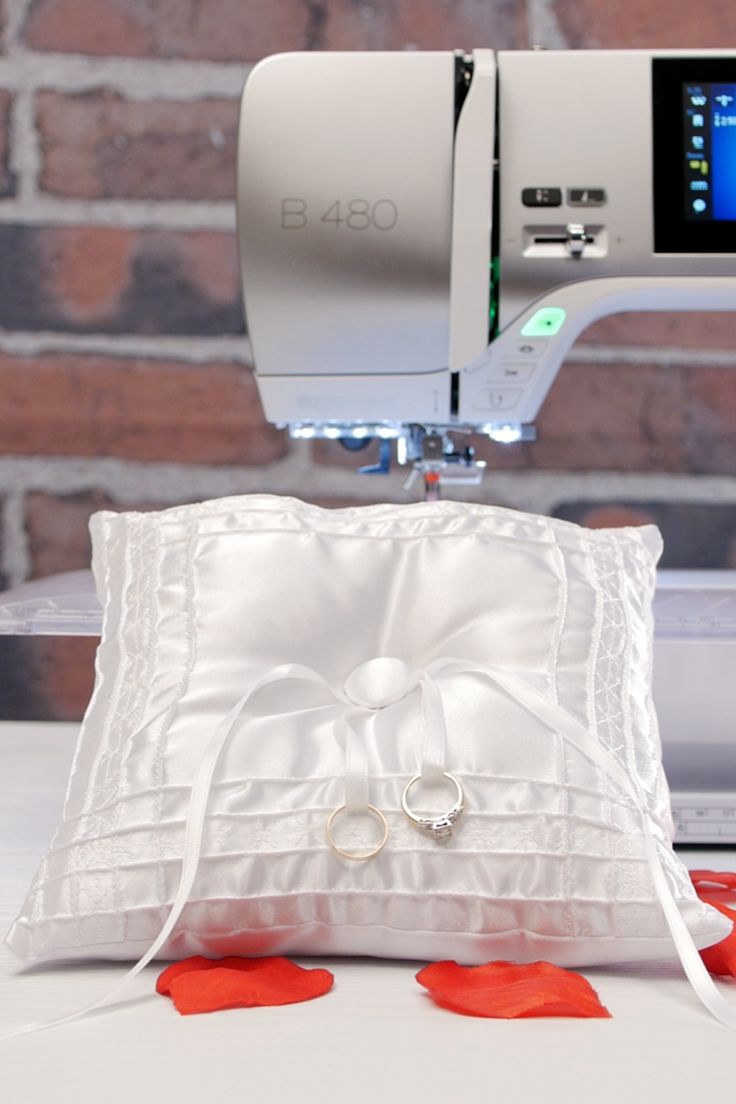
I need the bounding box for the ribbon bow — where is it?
[206,656,466,855]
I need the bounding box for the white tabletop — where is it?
[1,722,734,1101]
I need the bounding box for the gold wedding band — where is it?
[326,803,389,861]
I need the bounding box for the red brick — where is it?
[297,494,386,509]
[567,505,658,530]
[0,635,98,721]
[0,225,244,333]
[0,90,15,197]
[23,0,154,56]
[31,636,99,721]
[315,0,523,52]
[23,0,523,61]
[581,312,736,350]
[37,90,238,201]
[553,0,736,48]
[685,366,736,473]
[25,489,116,577]
[25,489,189,578]
[554,501,736,570]
[0,352,286,463]
[525,361,689,471]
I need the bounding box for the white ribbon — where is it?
[3,655,735,1039]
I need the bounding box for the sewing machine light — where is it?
[291,424,316,439]
[483,421,524,444]
[288,422,404,443]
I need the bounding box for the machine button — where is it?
[472,388,523,412]
[515,340,546,357]
[489,362,536,383]
[521,307,566,337]
[521,187,562,207]
[568,187,606,206]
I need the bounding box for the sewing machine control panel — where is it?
[499,50,736,334]
[459,50,736,429]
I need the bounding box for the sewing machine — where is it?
[1,48,735,842]
[235,48,736,836]
[239,48,736,494]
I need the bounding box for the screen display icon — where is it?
[683,81,736,221]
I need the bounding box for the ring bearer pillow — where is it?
[6,496,730,974]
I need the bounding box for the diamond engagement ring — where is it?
[401,772,464,840]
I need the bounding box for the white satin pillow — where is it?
[6,495,729,966]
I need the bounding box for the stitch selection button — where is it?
[522,187,562,207]
[488,363,536,383]
[568,187,606,206]
[472,388,523,412]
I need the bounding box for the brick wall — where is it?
[0,0,735,718]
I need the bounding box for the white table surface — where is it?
[1,722,735,1101]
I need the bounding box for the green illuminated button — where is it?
[521,307,566,337]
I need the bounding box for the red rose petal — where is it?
[416,960,611,1019]
[688,870,736,977]
[156,955,222,995]
[156,956,334,1015]
[695,901,736,978]
[690,870,736,906]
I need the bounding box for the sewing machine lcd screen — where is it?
[653,59,736,252]
[683,82,736,220]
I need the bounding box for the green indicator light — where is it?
[521,307,566,337]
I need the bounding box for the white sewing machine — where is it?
[235,47,736,840]
[1,48,735,842]
[238,48,736,493]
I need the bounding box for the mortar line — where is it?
[10,86,40,203]
[0,196,236,229]
[1,455,736,508]
[0,331,253,361]
[567,343,736,368]
[0,54,252,99]
[1,488,31,586]
[0,330,736,370]
[525,0,568,49]
[2,0,33,50]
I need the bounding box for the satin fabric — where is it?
[5,496,730,965]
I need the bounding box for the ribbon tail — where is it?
[0,663,344,1042]
[482,664,736,1031]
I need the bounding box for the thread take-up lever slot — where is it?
[523,223,606,259]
